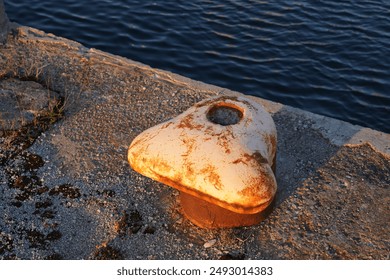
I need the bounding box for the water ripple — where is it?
[5,0,390,132]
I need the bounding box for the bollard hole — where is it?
[206,103,243,126]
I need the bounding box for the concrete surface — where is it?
[0,26,389,260]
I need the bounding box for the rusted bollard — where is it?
[128,93,277,228]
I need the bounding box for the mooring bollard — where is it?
[128,93,277,228]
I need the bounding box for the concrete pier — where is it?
[0,26,389,259]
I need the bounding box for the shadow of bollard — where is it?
[272,107,340,206]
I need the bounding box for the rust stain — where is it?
[204,125,234,154]
[200,164,223,190]
[263,133,277,159]
[176,114,203,130]
[129,136,146,150]
[147,157,171,174]
[128,141,150,168]
[161,121,174,129]
[238,171,275,207]
[232,158,246,165]
[129,130,159,151]
[180,136,197,182]
[251,151,269,165]
[194,95,254,111]
[184,163,195,181]
[204,125,217,135]
[216,133,232,154]
[269,134,277,150]
[193,96,237,108]
[180,137,196,156]
[232,152,268,166]
[270,134,277,159]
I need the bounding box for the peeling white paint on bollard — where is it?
[128,93,277,228]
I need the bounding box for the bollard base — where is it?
[180,192,275,228]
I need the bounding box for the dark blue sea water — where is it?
[4,0,390,133]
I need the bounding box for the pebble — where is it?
[203,239,217,248]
